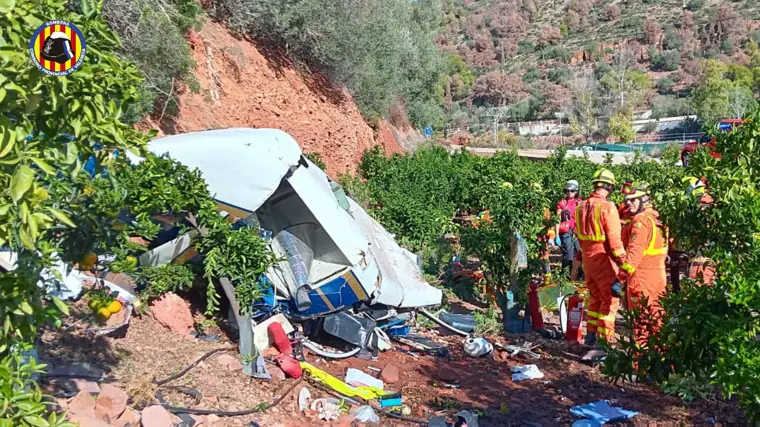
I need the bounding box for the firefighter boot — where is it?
[584,332,597,347]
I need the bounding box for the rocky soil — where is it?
[141,22,406,177]
[38,294,746,427]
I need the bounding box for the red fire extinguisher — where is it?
[565,293,585,343]
[528,278,544,330]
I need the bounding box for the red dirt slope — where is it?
[147,22,404,176]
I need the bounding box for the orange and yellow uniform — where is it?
[575,193,627,341]
[618,207,669,345]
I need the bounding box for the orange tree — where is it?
[0,1,275,424]
[604,110,760,421]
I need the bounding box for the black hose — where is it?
[378,408,428,425]
[153,347,233,386]
[161,379,303,417]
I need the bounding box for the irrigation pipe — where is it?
[153,346,234,386]
[160,379,303,417]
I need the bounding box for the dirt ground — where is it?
[38,299,746,427]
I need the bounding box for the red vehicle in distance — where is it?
[681,118,744,167]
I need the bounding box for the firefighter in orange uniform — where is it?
[613,183,668,345]
[619,179,635,227]
[682,177,716,285]
[575,169,627,356]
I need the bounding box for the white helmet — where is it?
[565,180,579,192]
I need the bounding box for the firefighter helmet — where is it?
[592,169,616,186]
[682,176,706,197]
[624,181,650,201]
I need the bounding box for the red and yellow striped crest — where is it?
[29,20,87,76]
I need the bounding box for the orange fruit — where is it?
[96,307,112,322]
[106,300,123,314]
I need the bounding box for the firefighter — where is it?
[619,179,635,226]
[538,207,555,282]
[612,182,668,345]
[682,176,716,285]
[555,180,582,275]
[575,169,627,356]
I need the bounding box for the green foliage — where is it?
[547,67,571,84]
[686,0,705,11]
[656,77,675,92]
[608,110,635,143]
[604,109,760,422]
[474,307,502,336]
[653,50,681,72]
[0,353,76,427]
[304,152,327,170]
[690,60,733,122]
[522,66,541,84]
[543,46,571,63]
[209,0,445,128]
[518,40,535,54]
[652,95,691,118]
[0,0,159,422]
[194,201,278,315]
[101,0,198,122]
[134,264,195,303]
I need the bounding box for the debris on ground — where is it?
[511,364,545,382]
[570,400,640,424]
[351,405,381,423]
[345,367,384,389]
[310,398,342,421]
[463,336,493,357]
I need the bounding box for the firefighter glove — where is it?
[554,236,561,246]
[611,280,626,299]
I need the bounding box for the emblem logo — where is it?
[29,20,86,76]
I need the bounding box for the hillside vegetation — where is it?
[94,0,760,141]
[437,0,760,138]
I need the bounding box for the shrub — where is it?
[601,4,621,22]
[522,66,541,83]
[663,26,682,51]
[652,95,691,118]
[547,67,571,84]
[654,50,682,71]
[543,46,572,63]
[518,40,535,54]
[101,0,199,122]
[594,61,612,79]
[686,0,705,11]
[207,0,446,128]
[656,77,676,92]
[721,39,735,55]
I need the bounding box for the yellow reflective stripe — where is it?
[587,310,600,318]
[587,319,598,325]
[612,248,626,257]
[593,204,603,240]
[576,204,607,242]
[621,263,636,274]
[643,216,668,256]
[598,313,616,322]
[597,326,613,336]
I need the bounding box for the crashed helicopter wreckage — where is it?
[127,128,443,372]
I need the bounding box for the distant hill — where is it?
[435,0,760,135]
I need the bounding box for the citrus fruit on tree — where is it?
[96,307,112,322]
[107,300,123,314]
[88,299,102,312]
